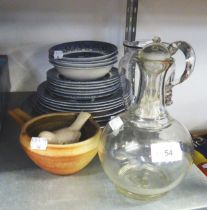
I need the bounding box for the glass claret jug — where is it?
[98,37,196,200]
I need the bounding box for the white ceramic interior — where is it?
[55,65,113,81]
[51,58,117,68]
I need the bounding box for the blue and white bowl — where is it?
[49,41,118,62]
[48,41,118,80]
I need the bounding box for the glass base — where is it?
[115,163,171,201]
[116,186,167,201]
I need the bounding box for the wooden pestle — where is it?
[38,112,91,144]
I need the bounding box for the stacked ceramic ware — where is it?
[34,41,131,126]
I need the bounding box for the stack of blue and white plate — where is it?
[48,41,118,81]
[34,41,131,126]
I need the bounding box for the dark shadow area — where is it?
[0,92,37,172]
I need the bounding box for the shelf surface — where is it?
[0,92,207,210]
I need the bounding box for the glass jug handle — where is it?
[168,41,196,87]
[119,50,140,108]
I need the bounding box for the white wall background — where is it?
[0,0,206,131]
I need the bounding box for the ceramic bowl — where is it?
[47,68,120,86]
[54,65,113,81]
[16,111,101,175]
[49,40,118,62]
[49,57,117,67]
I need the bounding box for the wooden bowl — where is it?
[18,112,101,175]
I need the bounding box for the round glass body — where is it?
[99,114,193,200]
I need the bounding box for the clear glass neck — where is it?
[133,59,173,129]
